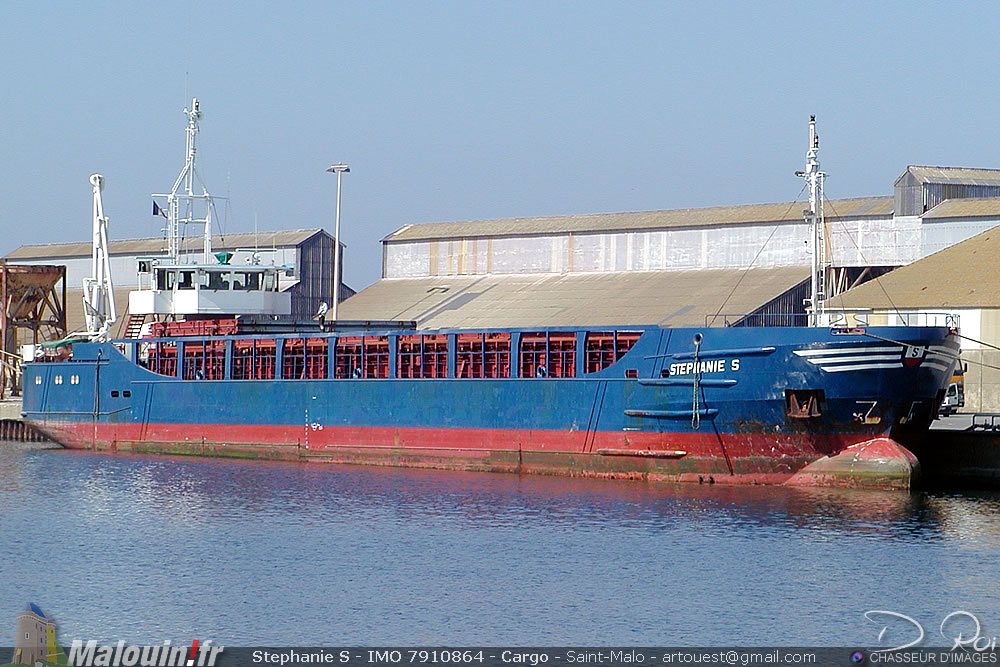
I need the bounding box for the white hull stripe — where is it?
[822,362,904,373]
[805,354,904,364]
[793,344,954,373]
[793,346,901,357]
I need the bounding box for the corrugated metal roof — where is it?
[922,197,1000,219]
[383,197,893,243]
[902,166,1000,186]
[834,224,1000,309]
[5,229,328,260]
[337,268,809,329]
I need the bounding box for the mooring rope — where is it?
[691,335,702,430]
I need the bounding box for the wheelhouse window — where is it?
[207,270,230,290]
[155,269,173,290]
[233,271,262,291]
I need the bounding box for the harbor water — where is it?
[2,440,1000,646]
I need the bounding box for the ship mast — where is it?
[153,98,214,262]
[797,115,827,327]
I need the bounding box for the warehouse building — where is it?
[7,162,1000,358]
[894,166,1000,216]
[834,215,1000,412]
[343,165,1000,330]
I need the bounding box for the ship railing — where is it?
[821,309,961,329]
[710,310,961,329]
[971,414,1000,431]
[708,313,809,327]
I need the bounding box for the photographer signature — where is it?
[865,610,999,653]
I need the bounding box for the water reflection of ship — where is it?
[71,449,998,540]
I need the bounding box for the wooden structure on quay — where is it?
[1,262,67,399]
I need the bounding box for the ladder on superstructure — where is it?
[120,313,147,339]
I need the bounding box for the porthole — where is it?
[54,376,63,385]
[34,376,41,385]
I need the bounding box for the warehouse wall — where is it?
[387,223,816,278]
[922,217,1000,258]
[385,214,976,278]
[960,349,1000,413]
[829,216,920,266]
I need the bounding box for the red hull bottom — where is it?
[30,420,920,491]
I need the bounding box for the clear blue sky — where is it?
[2,1,998,290]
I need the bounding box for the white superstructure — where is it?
[129,98,290,318]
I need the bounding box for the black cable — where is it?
[708,183,808,327]
[824,196,904,321]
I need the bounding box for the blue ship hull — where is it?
[21,323,959,489]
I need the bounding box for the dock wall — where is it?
[0,398,48,441]
[958,349,1000,413]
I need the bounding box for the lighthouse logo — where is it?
[2,604,223,667]
[6,603,65,667]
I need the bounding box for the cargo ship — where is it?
[18,110,960,489]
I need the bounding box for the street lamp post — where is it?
[326,163,350,321]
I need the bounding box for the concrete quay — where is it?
[0,398,22,420]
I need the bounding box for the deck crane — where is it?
[82,173,117,340]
